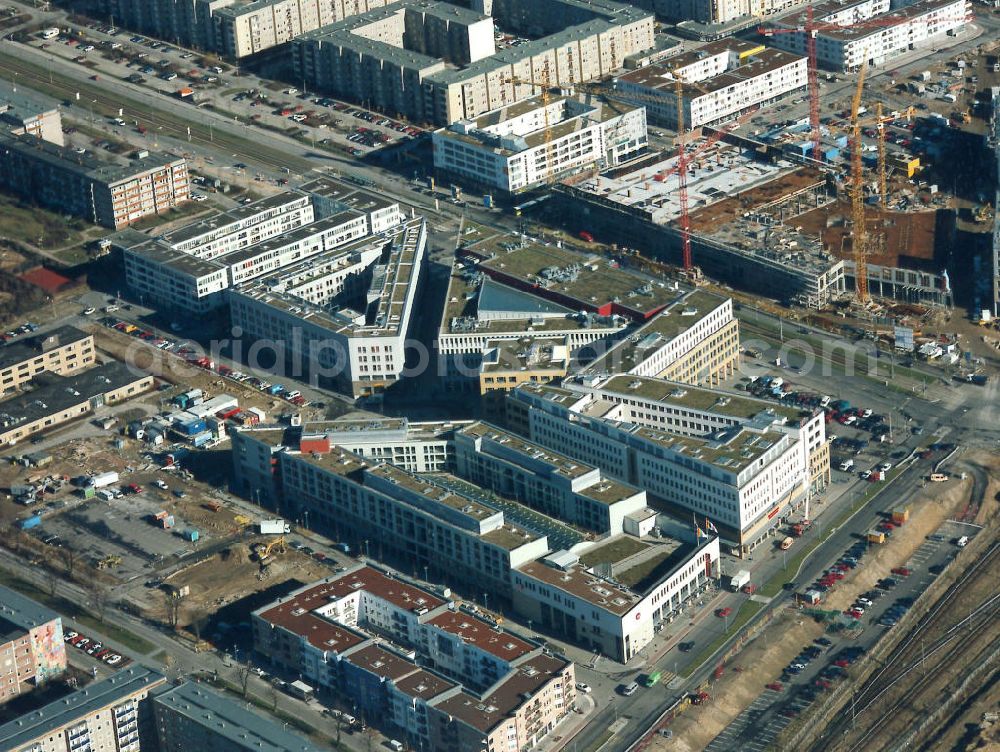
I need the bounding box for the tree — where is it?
[88,582,110,623]
[237,659,253,698]
[60,547,77,578]
[44,567,59,597]
[163,592,182,630]
[189,609,209,642]
[268,683,279,713]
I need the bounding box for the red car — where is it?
[847,609,863,619]
[890,567,911,576]
[834,659,850,667]
[815,679,832,689]
[766,682,783,691]
[715,607,733,618]
[125,483,142,494]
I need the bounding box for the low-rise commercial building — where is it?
[252,564,575,751]
[433,95,647,194]
[293,0,654,125]
[0,666,167,752]
[153,681,322,752]
[0,362,155,446]
[477,337,569,396]
[506,376,829,554]
[455,422,647,534]
[0,326,96,393]
[768,0,970,71]
[0,134,189,229]
[581,289,739,386]
[614,42,807,129]
[0,80,63,146]
[0,586,66,706]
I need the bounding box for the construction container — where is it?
[176,418,207,436]
[153,510,169,522]
[891,507,910,525]
[79,486,96,499]
[183,529,199,542]
[867,529,886,544]
[205,500,222,512]
[160,515,175,529]
[19,514,42,530]
[191,431,213,448]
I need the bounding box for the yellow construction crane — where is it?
[850,59,870,304]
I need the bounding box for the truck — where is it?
[780,536,794,551]
[791,520,812,537]
[259,519,290,535]
[89,471,120,489]
[730,569,751,592]
[287,680,314,700]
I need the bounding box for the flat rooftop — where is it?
[159,191,308,248]
[152,683,321,751]
[0,362,151,430]
[0,132,182,184]
[0,78,59,123]
[517,560,641,615]
[594,374,805,422]
[780,0,967,39]
[367,464,500,521]
[630,424,791,474]
[466,238,676,318]
[0,667,166,749]
[0,584,59,633]
[0,325,90,372]
[584,289,728,374]
[300,176,397,215]
[480,337,569,374]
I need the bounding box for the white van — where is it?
[956,536,969,548]
[620,681,639,696]
[389,742,404,752]
[97,489,115,501]
[41,28,60,40]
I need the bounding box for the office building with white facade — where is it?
[615,41,807,129]
[506,377,829,554]
[116,179,402,316]
[433,95,647,194]
[581,289,740,386]
[767,0,970,71]
[229,218,424,398]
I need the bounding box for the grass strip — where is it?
[680,601,764,678]
[0,568,156,654]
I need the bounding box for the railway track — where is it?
[0,49,315,174]
[811,541,1000,751]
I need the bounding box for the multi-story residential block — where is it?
[0,586,66,706]
[116,179,402,315]
[767,0,970,71]
[0,134,189,229]
[0,362,155,446]
[0,80,64,146]
[454,422,647,534]
[0,326,95,393]
[0,666,167,752]
[512,534,720,662]
[252,564,575,751]
[293,0,654,125]
[581,290,740,386]
[229,218,425,397]
[615,42,807,129]
[153,681,322,751]
[506,377,829,554]
[433,95,647,194]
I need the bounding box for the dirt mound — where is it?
[222,544,250,565]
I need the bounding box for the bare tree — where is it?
[60,547,77,578]
[88,582,110,623]
[163,592,182,630]
[44,567,59,597]
[237,659,252,698]
[189,608,208,642]
[268,683,279,713]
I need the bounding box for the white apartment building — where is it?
[615,42,807,129]
[299,416,463,472]
[454,422,648,534]
[512,536,720,662]
[229,219,425,398]
[507,377,828,554]
[768,0,969,71]
[117,180,402,314]
[433,96,648,194]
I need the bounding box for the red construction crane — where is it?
[760,6,974,160]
